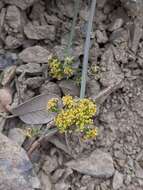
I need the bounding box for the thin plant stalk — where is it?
[80,0,97,98]
[65,0,80,57]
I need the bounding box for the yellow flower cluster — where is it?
[49,58,63,80]
[48,57,74,80]
[51,96,97,139]
[84,128,98,140]
[62,95,74,108]
[47,98,59,112]
[25,128,40,138]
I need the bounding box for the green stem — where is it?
[65,0,80,57]
[80,0,97,99]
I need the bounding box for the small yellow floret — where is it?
[84,128,98,140]
[62,95,73,107]
[47,98,59,111]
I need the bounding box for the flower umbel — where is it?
[62,95,74,108]
[84,128,98,140]
[47,98,59,112]
[47,96,98,140]
[48,57,74,80]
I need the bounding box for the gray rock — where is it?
[135,162,143,179]
[24,77,44,89]
[40,81,62,96]
[24,23,55,41]
[16,63,42,75]
[108,18,124,32]
[8,128,26,146]
[51,169,65,183]
[0,1,4,10]
[100,47,124,87]
[66,149,115,178]
[112,171,123,190]
[42,156,58,174]
[0,133,40,190]
[6,5,22,31]
[96,30,108,43]
[54,182,71,190]
[58,80,80,97]
[1,65,16,86]
[0,117,6,132]
[86,80,100,97]
[97,0,107,9]
[38,170,52,190]
[121,0,143,17]
[3,0,38,10]
[5,35,23,49]
[129,22,143,53]
[110,28,128,44]
[19,46,52,63]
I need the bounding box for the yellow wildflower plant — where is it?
[62,95,74,108]
[47,98,59,112]
[48,57,74,80]
[49,58,63,80]
[47,96,98,140]
[84,128,98,140]
[25,128,41,138]
[64,66,73,76]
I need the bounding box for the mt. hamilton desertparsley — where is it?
[48,57,74,80]
[47,96,98,140]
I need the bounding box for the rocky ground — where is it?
[0,0,143,190]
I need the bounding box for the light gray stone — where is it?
[24,77,44,89]
[16,63,42,75]
[96,30,108,43]
[86,80,100,97]
[1,65,16,86]
[135,162,143,179]
[5,35,23,49]
[40,81,61,97]
[112,171,123,190]
[58,80,80,97]
[19,46,52,63]
[100,47,124,87]
[8,128,26,146]
[24,23,55,40]
[6,5,22,31]
[38,171,52,190]
[42,156,58,174]
[66,149,115,178]
[0,133,40,190]
[108,18,124,32]
[3,0,38,10]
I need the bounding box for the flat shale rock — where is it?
[0,133,40,190]
[58,80,80,97]
[3,0,39,10]
[6,5,22,31]
[66,149,115,178]
[24,77,44,89]
[19,46,52,63]
[112,171,123,190]
[38,171,52,190]
[129,22,143,53]
[16,63,42,75]
[5,35,23,49]
[40,81,62,96]
[100,47,124,87]
[121,0,143,16]
[24,23,55,40]
[8,128,26,146]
